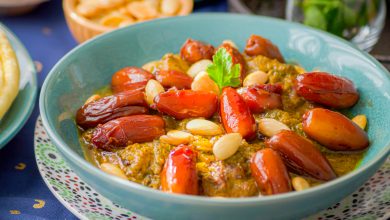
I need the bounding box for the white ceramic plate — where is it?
[34,117,390,220]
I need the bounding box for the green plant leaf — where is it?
[301,0,371,38]
[303,5,328,30]
[206,48,241,91]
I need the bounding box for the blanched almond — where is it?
[191,71,219,94]
[352,114,367,130]
[142,60,161,73]
[160,135,178,145]
[100,163,127,179]
[84,94,101,105]
[145,79,165,105]
[213,133,242,160]
[160,130,194,145]
[186,119,223,136]
[187,59,213,78]
[168,130,193,139]
[161,0,180,16]
[243,70,268,87]
[292,177,310,191]
[258,118,290,137]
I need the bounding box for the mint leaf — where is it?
[301,0,370,39]
[303,5,328,30]
[207,48,241,91]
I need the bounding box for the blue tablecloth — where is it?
[0,1,227,219]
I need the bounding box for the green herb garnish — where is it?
[207,48,241,91]
[301,0,380,39]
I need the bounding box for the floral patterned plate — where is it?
[34,117,390,220]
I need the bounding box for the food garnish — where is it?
[206,47,241,91]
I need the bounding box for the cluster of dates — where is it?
[76,35,369,196]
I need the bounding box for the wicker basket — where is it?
[63,0,194,43]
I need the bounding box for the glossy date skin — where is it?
[239,85,282,114]
[245,34,285,63]
[250,148,292,195]
[154,90,218,119]
[266,130,336,181]
[220,87,256,140]
[219,43,247,80]
[156,70,193,89]
[91,115,165,151]
[76,90,148,129]
[303,108,369,151]
[180,39,215,64]
[256,83,283,95]
[111,67,155,93]
[161,145,198,195]
[294,72,359,109]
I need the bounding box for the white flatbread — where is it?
[0,31,20,120]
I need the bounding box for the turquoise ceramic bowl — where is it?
[40,14,390,219]
[0,24,37,150]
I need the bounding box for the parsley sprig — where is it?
[206,48,241,91]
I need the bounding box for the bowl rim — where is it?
[0,23,37,149]
[40,13,390,205]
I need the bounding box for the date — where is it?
[294,72,359,109]
[245,34,285,63]
[302,108,369,151]
[111,66,155,93]
[161,145,198,195]
[266,130,336,181]
[250,148,292,195]
[220,87,256,140]
[239,85,282,113]
[156,70,193,89]
[76,90,148,129]
[180,39,215,64]
[256,83,283,95]
[155,90,218,119]
[91,115,165,151]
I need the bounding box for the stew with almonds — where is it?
[77,34,369,197]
